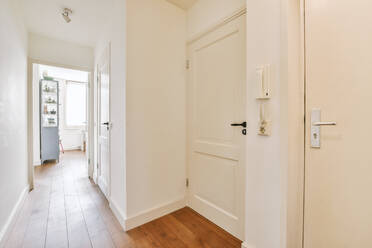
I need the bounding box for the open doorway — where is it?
[31,63,92,184]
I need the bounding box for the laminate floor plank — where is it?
[5,151,242,248]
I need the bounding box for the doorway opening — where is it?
[31,63,92,186]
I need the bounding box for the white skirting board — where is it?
[0,186,29,247]
[64,146,83,151]
[33,160,41,166]
[124,197,186,231]
[109,198,127,231]
[241,242,255,248]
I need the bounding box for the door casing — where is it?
[281,0,306,247]
[27,59,95,188]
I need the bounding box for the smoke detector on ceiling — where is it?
[62,8,72,23]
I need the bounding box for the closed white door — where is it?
[304,1,372,247]
[187,14,246,239]
[97,46,110,198]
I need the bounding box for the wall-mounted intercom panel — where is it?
[258,102,271,136]
[256,64,271,99]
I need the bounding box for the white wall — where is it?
[187,0,246,40]
[0,0,28,243]
[126,0,186,218]
[94,0,127,224]
[28,33,94,71]
[244,0,290,248]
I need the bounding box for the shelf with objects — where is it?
[40,79,60,163]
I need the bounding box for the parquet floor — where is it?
[5,151,242,248]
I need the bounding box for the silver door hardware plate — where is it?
[311,109,321,148]
[311,109,337,148]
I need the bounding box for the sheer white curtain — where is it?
[65,82,87,127]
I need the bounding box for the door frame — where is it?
[27,59,95,189]
[284,0,306,247]
[186,5,247,240]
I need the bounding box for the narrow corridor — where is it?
[5,151,241,248]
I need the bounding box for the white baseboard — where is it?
[64,146,82,151]
[97,176,108,198]
[92,169,98,184]
[0,186,29,247]
[109,198,127,231]
[241,242,255,248]
[33,160,41,166]
[125,197,186,231]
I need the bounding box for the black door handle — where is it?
[231,122,247,128]
[102,122,109,125]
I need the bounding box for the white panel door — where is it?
[304,1,372,247]
[187,14,246,239]
[97,45,110,198]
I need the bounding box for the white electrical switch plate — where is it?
[311,109,321,148]
[256,64,271,99]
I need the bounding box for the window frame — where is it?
[64,80,88,130]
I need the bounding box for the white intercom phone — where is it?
[256,64,271,99]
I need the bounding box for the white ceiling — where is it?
[21,0,115,47]
[166,0,197,10]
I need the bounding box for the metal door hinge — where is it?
[186,178,189,187]
[186,60,190,70]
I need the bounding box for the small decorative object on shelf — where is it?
[43,83,57,93]
[45,97,57,104]
[42,70,54,81]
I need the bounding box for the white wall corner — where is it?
[241,242,255,248]
[125,197,186,231]
[0,185,29,247]
[109,198,127,231]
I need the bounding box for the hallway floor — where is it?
[5,151,241,248]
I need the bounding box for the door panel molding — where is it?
[187,5,246,45]
[193,141,239,161]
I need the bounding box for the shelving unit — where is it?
[40,79,60,163]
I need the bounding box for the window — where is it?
[65,81,87,127]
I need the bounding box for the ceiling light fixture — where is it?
[62,8,72,23]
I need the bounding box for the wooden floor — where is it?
[5,151,242,248]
